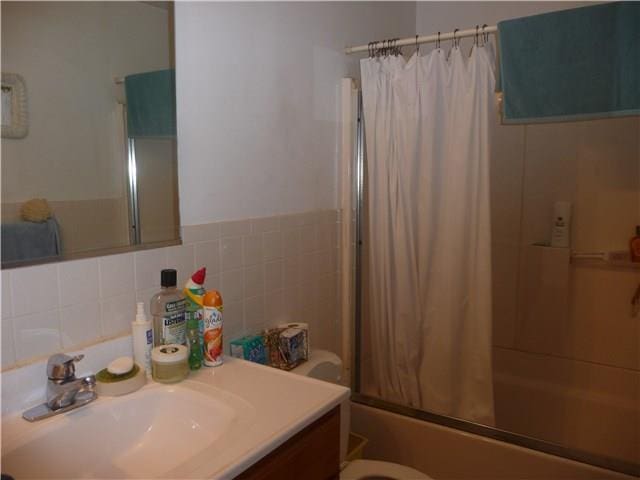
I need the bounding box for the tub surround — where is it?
[1,209,342,371]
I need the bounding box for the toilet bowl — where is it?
[341,459,431,480]
[291,350,432,480]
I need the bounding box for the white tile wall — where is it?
[1,209,341,370]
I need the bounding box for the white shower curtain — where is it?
[361,45,495,425]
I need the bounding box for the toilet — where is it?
[291,350,432,480]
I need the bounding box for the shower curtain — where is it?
[361,45,495,425]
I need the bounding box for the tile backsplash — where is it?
[1,210,341,370]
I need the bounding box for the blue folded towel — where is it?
[125,69,177,137]
[1,218,62,266]
[498,2,640,123]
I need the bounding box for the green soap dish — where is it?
[96,363,146,396]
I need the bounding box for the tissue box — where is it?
[230,335,267,364]
[263,327,308,370]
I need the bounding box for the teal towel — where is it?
[498,2,640,123]
[125,69,176,137]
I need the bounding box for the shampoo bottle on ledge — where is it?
[630,226,640,263]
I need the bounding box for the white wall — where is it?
[175,2,416,225]
[1,2,170,203]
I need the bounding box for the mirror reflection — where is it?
[1,1,179,268]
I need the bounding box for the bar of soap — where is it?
[107,356,134,375]
[96,363,146,396]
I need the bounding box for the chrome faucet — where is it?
[23,353,97,422]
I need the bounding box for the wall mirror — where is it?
[1,1,180,269]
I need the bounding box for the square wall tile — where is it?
[223,300,244,333]
[243,235,263,266]
[136,288,158,310]
[250,216,280,234]
[280,213,305,229]
[59,258,99,307]
[263,231,282,261]
[264,289,286,326]
[60,302,101,349]
[298,225,317,253]
[195,240,220,276]
[283,256,300,287]
[244,264,265,298]
[244,295,265,331]
[221,269,244,303]
[2,315,16,368]
[265,260,284,293]
[13,310,62,362]
[221,237,243,272]
[2,270,12,319]
[281,228,300,258]
[11,264,59,317]
[182,222,220,244]
[100,293,136,338]
[99,253,135,298]
[134,249,167,291]
[317,222,337,251]
[205,273,221,293]
[220,219,250,238]
[165,244,195,287]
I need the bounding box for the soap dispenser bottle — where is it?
[132,302,153,376]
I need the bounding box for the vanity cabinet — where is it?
[236,407,340,480]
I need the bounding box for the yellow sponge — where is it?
[20,198,52,223]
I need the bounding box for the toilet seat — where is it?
[340,459,432,480]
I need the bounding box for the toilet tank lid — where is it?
[292,349,342,378]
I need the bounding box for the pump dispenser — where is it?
[132,302,153,376]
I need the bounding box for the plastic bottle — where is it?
[202,290,223,367]
[132,302,153,376]
[550,201,571,248]
[630,225,640,263]
[186,316,203,370]
[150,269,187,346]
[184,267,206,352]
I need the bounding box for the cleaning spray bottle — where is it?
[184,268,206,370]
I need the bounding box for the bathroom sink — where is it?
[1,380,255,479]
[2,354,349,479]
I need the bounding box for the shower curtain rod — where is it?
[344,25,497,54]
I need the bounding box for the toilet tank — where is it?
[291,349,350,464]
[291,349,342,383]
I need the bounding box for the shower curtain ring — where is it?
[415,35,420,54]
[453,28,459,49]
[436,31,441,50]
[482,24,488,45]
[475,25,479,46]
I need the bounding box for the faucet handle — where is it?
[47,353,84,380]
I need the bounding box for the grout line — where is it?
[495,345,639,374]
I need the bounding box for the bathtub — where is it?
[350,401,636,479]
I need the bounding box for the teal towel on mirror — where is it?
[497,2,640,123]
[125,69,176,137]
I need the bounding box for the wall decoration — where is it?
[1,73,28,139]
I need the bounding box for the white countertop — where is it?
[1,336,350,479]
[178,357,350,479]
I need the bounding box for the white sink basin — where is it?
[1,381,255,479]
[2,346,349,480]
